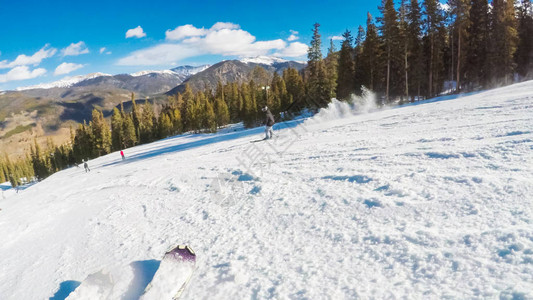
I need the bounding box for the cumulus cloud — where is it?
[117,43,198,66]
[0,66,46,83]
[0,45,57,69]
[118,22,295,66]
[62,41,89,56]
[331,36,343,41]
[54,62,84,75]
[166,24,208,40]
[273,42,308,58]
[126,26,146,38]
[210,22,240,31]
[288,30,299,41]
[99,47,111,55]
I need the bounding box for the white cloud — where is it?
[117,43,198,66]
[210,22,240,31]
[0,66,46,83]
[99,47,112,55]
[288,30,299,41]
[62,41,89,56]
[54,62,84,75]
[118,22,294,66]
[166,24,208,41]
[273,42,308,58]
[0,45,57,69]
[126,26,146,38]
[331,36,343,41]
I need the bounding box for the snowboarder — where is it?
[262,106,275,140]
[83,160,90,173]
[120,150,125,160]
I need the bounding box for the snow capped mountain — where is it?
[170,65,210,76]
[131,65,210,77]
[240,56,289,65]
[130,70,180,77]
[16,73,111,91]
[14,65,211,92]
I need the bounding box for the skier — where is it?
[120,150,125,160]
[262,106,275,140]
[83,160,90,173]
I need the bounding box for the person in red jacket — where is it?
[120,150,125,160]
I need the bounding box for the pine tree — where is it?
[490,0,518,85]
[214,97,230,127]
[241,82,256,128]
[185,92,199,132]
[111,107,124,151]
[140,99,154,143]
[408,0,424,100]
[171,108,183,134]
[205,98,217,133]
[466,0,490,89]
[361,13,381,93]
[449,0,471,91]
[4,154,19,187]
[158,113,173,138]
[122,114,137,148]
[354,26,366,95]
[91,109,111,156]
[325,39,339,99]
[399,0,410,101]
[31,140,49,180]
[336,30,356,100]
[424,0,446,97]
[283,67,305,109]
[271,72,289,111]
[182,84,195,131]
[130,95,141,140]
[515,0,533,79]
[72,121,93,161]
[307,23,330,107]
[379,0,401,102]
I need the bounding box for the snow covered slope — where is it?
[1,81,532,299]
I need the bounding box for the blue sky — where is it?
[0,0,381,90]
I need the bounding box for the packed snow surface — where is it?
[1,82,533,299]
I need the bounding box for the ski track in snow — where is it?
[1,82,533,299]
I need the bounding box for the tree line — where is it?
[325,0,533,103]
[2,0,531,187]
[0,66,306,186]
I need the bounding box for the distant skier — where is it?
[262,106,275,140]
[83,160,90,173]
[120,150,125,160]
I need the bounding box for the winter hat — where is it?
[262,106,268,112]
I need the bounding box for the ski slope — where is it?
[1,81,532,299]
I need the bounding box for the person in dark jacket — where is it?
[262,106,275,139]
[83,160,90,173]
